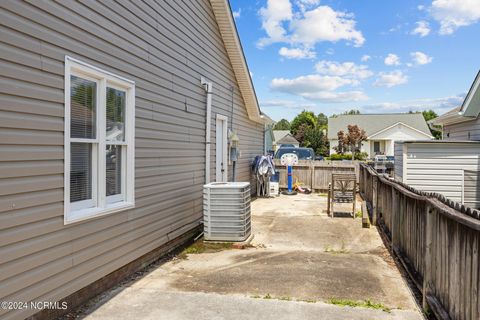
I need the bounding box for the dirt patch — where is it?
[178,239,234,259]
[168,250,414,310]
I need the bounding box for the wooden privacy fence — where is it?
[359,163,480,320]
[273,160,359,191]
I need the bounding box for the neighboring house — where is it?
[328,114,433,158]
[272,130,300,150]
[0,1,266,319]
[430,70,480,141]
[394,141,480,209]
[410,70,480,209]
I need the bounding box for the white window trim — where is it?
[64,56,135,224]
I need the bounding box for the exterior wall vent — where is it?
[203,182,251,241]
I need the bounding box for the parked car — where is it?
[274,147,315,160]
[278,144,296,148]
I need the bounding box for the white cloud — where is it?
[373,70,408,88]
[412,21,431,37]
[258,0,293,47]
[301,91,368,102]
[260,99,315,109]
[258,1,365,50]
[289,6,365,47]
[360,94,465,113]
[270,73,368,103]
[418,5,426,11]
[315,60,373,79]
[279,47,316,59]
[410,51,433,65]
[384,53,401,66]
[233,9,241,19]
[271,75,357,93]
[295,0,320,12]
[360,55,371,62]
[431,0,480,35]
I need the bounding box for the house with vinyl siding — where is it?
[328,113,433,158]
[394,70,480,209]
[0,1,267,319]
[430,70,480,141]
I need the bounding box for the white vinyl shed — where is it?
[394,141,480,209]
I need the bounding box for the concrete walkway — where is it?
[79,194,423,320]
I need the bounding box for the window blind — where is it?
[70,143,92,202]
[70,75,96,139]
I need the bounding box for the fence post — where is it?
[423,204,433,311]
[310,161,315,190]
[391,187,398,250]
[359,165,363,194]
[372,175,378,225]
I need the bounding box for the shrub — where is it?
[329,154,352,161]
[328,152,368,161]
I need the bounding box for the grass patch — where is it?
[355,210,363,218]
[250,294,293,302]
[179,239,233,259]
[328,298,391,312]
[318,193,329,197]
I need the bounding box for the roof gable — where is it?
[277,133,299,145]
[369,122,433,139]
[209,0,263,123]
[273,130,290,142]
[430,70,480,126]
[327,113,431,139]
[461,70,480,118]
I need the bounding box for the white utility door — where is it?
[215,114,228,182]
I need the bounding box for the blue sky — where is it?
[230,0,480,121]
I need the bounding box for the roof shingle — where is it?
[327,113,431,139]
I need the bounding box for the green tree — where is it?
[290,110,316,135]
[421,110,441,139]
[343,109,361,115]
[290,111,330,156]
[273,118,290,130]
[422,110,438,121]
[317,113,328,128]
[303,126,329,156]
[330,109,361,118]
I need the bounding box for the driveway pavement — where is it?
[78,194,424,320]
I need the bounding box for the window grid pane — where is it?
[106,87,125,142]
[71,76,96,139]
[70,143,92,202]
[106,145,122,197]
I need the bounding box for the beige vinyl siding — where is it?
[394,141,404,182]
[444,117,480,141]
[0,1,263,319]
[403,143,480,204]
[464,170,480,209]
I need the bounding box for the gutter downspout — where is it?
[201,77,213,184]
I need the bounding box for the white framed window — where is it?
[64,56,135,224]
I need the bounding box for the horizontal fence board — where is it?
[273,160,358,191]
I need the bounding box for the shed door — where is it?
[216,114,228,182]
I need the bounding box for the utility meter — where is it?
[229,131,239,162]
